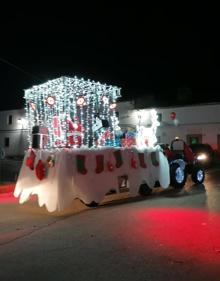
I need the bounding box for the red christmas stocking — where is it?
[138,153,147,168]
[25,149,36,170]
[76,154,87,175]
[114,150,123,168]
[131,154,138,169]
[107,161,114,172]
[151,151,159,166]
[35,160,46,180]
[95,154,104,174]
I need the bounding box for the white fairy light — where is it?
[136,109,160,148]
[24,76,121,149]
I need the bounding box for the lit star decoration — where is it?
[24,76,121,148]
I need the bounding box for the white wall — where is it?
[156,103,220,149]
[118,101,220,150]
[157,103,220,124]
[1,101,220,156]
[0,109,28,157]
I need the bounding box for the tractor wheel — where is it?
[170,163,187,189]
[191,166,205,184]
[154,181,160,187]
[85,201,99,207]
[139,183,152,196]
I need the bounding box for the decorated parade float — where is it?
[14,76,170,212]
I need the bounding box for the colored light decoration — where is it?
[76,97,86,106]
[109,103,117,109]
[24,76,121,149]
[46,96,55,106]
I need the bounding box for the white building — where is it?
[156,103,220,150]
[0,109,28,159]
[1,101,220,157]
[118,101,220,152]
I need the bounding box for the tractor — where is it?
[161,138,205,189]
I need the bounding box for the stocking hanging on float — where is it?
[107,151,114,172]
[131,153,138,169]
[25,149,36,170]
[35,160,46,180]
[151,151,159,166]
[107,161,114,172]
[138,152,147,168]
[76,154,87,175]
[113,150,123,168]
[95,154,104,174]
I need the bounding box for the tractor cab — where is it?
[170,137,194,163]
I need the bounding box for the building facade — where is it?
[118,101,220,152]
[0,109,28,159]
[1,101,220,158]
[156,103,220,151]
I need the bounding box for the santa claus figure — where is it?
[66,117,84,147]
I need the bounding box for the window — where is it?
[190,137,199,144]
[7,115,13,125]
[157,113,162,122]
[4,137,10,147]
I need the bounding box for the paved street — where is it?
[0,167,220,281]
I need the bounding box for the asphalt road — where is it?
[0,167,220,281]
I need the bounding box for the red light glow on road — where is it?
[133,207,220,265]
[0,192,18,203]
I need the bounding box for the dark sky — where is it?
[0,3,220,110]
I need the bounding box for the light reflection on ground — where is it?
[0,192,18,203]
[127,206,220,268]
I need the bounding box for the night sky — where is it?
[0,4,220,110]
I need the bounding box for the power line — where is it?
[0,57,41,81]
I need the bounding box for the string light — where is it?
[135,109,160,148]
[24,76,121,149]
